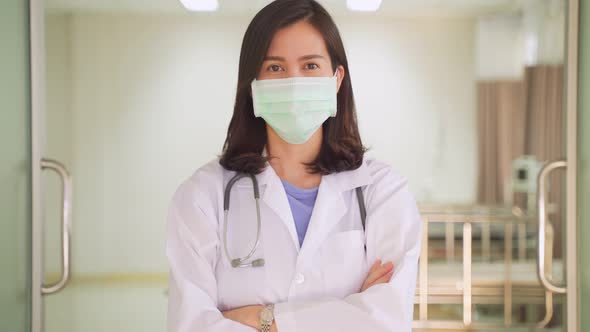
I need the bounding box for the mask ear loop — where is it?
[331,68,339,118]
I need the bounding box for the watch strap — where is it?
[260,304,274,332]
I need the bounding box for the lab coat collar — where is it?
[254,149,373,257]
[323,158,373,192]
[256,147,373,193]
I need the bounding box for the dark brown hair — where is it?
[219,0,365,175]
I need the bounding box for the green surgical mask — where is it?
[251,74,338,144]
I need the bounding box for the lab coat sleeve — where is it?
[166,178,256,332]
[273,168,421,332]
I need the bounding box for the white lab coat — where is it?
[166,157,421,332]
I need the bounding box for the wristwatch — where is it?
[259,304,275,332]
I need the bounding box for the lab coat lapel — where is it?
[258,165,301,252]
[257,158,373,260]
[297,161,373,263]
[297,174,347,262]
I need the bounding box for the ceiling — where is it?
[46,0,526,17]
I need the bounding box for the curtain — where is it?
[523,65,565,256]
[477,80,526,205]
[477,65,565,256]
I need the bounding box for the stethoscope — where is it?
[223,173,367,268]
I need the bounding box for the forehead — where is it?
[266,20,329,58]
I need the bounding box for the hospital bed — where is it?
[412,205,565,331]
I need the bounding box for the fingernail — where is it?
[382,262,393,269]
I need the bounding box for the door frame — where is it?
[566,0,580,331]
[29,0,44,330]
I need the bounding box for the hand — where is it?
[222,305,262,329]
[360,259,394,292]
[222,305,278,331]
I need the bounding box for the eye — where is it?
[305,63,319,70]
[267,64,284,72]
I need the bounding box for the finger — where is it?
[364,262,393,286]
[362,261,382,289]
[369,271,394,288]
[221,310,233,320]
[364,261,394,286]
[362,271,393,292]
[368,259,382,274]
[362,261,393,291]
[381,261,394,271]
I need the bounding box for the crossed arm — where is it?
[220,260,396,331]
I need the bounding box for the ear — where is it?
[335,65,345,92]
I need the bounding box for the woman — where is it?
[166,1,421,331]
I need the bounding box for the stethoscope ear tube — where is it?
[224,173,259,210]
[355,187,366,230]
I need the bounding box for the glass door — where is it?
[0,0,33,331]
[403,0,579,330]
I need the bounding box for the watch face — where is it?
[261,308,273,321]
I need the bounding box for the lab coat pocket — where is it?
[319,230,367,299]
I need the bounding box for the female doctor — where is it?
[166,0,422,331]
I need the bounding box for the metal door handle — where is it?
[536,160,566,294]
[41,158,72,295]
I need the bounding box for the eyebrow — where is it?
[263,54,327,61]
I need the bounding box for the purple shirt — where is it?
[281,180,319,247]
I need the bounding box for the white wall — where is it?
[46,13,477,274]
[340,17,477,203]
[476,14,525,79]
[523,0,565,65]
[475,0,566,80]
